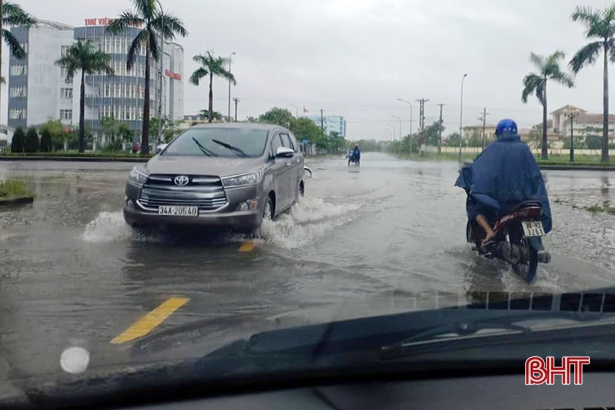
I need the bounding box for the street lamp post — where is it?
[392,115,402,140]
[458,73,468,161]
[397,98,413,136]
[233,97,240,122]
[227,52,236,122]
[564,108,579,163]
[155,0,164,145]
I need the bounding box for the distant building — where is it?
[306,115,346,137]
[551,105,615,138]
[7,18,184,143]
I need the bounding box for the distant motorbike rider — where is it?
[455,119,552,244]
[351,144,361,161]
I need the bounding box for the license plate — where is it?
[522,221,545,237]
[158,206,198,216]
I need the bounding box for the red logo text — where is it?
[525,356,590,385]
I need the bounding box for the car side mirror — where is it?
[276,146,294,158]
[156,144,168,154]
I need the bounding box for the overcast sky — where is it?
[6,0,615,140]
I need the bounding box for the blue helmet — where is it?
[495,119,518,136]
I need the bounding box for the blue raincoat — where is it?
[454,132,552,233]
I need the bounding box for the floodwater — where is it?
[0,153,614,390]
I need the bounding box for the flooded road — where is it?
[1,153,615,387]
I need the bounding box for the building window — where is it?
[61,88,73,99]
[114,83,121,97]
[60,68,70,82]
[19,42,28,54]
[61,45,70,56]
[10,87,26,97]
[60,109,72,121]
[113,105,120,119]
[10,65,27,76]
[104,37,112,53]
[104,83,111,97]
[9,109,26,119]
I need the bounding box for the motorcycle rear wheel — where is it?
[511,237,538,283]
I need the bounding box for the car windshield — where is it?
[162,128,269,158]
[5,0,615,408]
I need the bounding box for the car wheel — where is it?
[251,196,274,239]
[263,196,274,220]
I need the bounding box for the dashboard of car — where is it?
[114,373,615,410]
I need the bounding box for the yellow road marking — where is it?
[111,297,190,345]
[239,241,255,252]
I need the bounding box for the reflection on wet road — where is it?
[1,154,615,383]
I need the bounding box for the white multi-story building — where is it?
[306,115,346,137]
[8,18,184,142]
[551,105,615,137]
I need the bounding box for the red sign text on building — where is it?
[84,17,142,28]
[525,356,590,385]
[165,70,182,81]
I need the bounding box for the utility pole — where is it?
[320,109,325,136]
[478,107,489,150]
[416,98,429,150]
[437,104,444,155]
[233,97,240,122]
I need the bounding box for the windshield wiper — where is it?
[192,137,216,157]
[211,139,249,157]
[380,311,615,360]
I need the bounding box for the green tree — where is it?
[569,5,615,163]
[466,131,483,148]
[424,120,445,146]
[55,40,113,153]
[107,0,188,155]
[10,127,25,153]
[289,117,321,145]
[445,132,465,147]
[40,128,52,152]
[189,51,236,123]
[24,127,39,153]
[521,50,574,160]
[197,110,223,121]
[3,3,36,58]
[258,108,294,129]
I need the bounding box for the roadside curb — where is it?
[0,196,34,206]
[538,165,615,171]
[0,156,149,163]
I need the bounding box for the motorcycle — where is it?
[465,200,551,283]
[348,154,360,166]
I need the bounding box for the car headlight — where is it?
[222,170,262,188]
[129,165,149,185]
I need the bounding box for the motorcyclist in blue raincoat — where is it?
[455,119,552,243]
[352,144,361,162]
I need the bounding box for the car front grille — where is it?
[137,174,228,212]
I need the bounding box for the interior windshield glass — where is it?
[163,128,269,157]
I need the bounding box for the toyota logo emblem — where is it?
[174,175,190,186]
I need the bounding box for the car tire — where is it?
[251,196,274,239]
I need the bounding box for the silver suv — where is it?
[123,123,305,234]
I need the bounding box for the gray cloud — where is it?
[6,0,612,139]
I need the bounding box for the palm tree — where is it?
[190,51,236,123]
[56,40,113,153]
[2,2,37,59]
[569,5,615,164]
[107,0,187,156]
[521,51,574,160]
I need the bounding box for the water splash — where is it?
[261,197,362,249]
[82,212,133,243]
[82,197,361,249]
